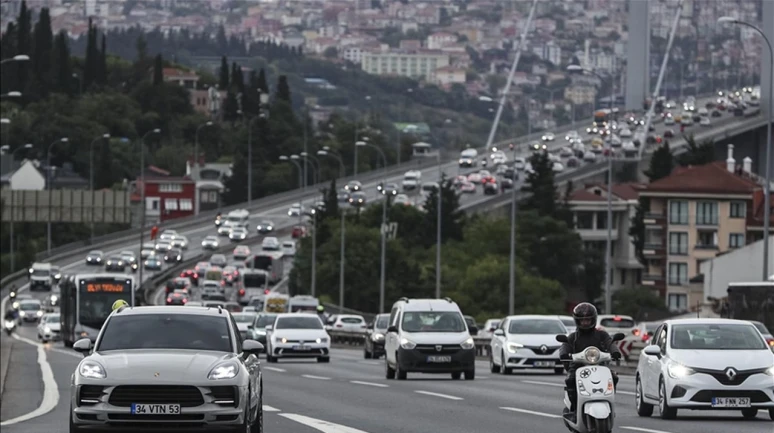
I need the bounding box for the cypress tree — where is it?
[257,68,268,93]
[52,31,72,94]
[276,75,291,102]
[83,18,96,88]
[1,22,19,93]
[16,1,32,92]
[644,141,674,181]
[152,54,163,85]
[522,152,559,218]
[98,34,107,85]
[230,62,244,93]
[32,8,53,95]
[219,55,229,89]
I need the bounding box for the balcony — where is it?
[641,274,666,288]
[643,243,665,258]
[643,213,665,226]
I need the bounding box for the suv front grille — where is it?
[78,385,105,406]
[415,344,461,354]
[108,385,204,407]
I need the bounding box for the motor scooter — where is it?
[4,318,16,336]
[555,332,625,433]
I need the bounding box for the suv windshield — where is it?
[275,316,322,330]
[98,314,232,352]
[401,311,466,333]
[671,324,767,350]
[232,313,256,323]
[509,319,566,334]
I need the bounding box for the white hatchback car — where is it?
[489,315,567,374]
[265,313,330,363]
[635,318,774,420]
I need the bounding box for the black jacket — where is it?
[559,329,621,366]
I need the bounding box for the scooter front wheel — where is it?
[592,417,612,433]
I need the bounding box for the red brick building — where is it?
[132,166,197,223]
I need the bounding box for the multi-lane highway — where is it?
[2,341,772,432]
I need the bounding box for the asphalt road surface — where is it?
[1,340,771,433]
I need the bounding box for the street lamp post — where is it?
[300,152,321,184]
[318,148,346,179]
[300,160,319,297]
[718,16,772,280]
[194,121,214,180]
[46,137,69,255]
[136,129,161,304]
[89,133,110,244]
[435,152,442,298]
[317,148,347,310]
[508,145,518,315]
[568,65,616,313]
[356,141,389,312]
[0,143,33,272]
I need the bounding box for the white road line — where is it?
[414,390,463,401]
[0,335,60,426]
[618,390,636,396]
[302,374,331,380]
[621,427,676,433]
[263,366,286,373]
[280,413,372,433]
[499,407,561,418]
[522,380,564,387]
[350,380,388,388]
[263,405,281,412]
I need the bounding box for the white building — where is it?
[361,50,450,81]
[568,183,645,292]
[532,41,562,66]
[700,236,774,301]
[426,32,456,50]
[341,46,364,64]
[0,160,46,190]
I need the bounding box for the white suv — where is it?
[384,297,476,380]
[635,318,774,420]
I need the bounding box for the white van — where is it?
[402,170,421,191]
[226,209,250,227]
[458,149,478,167]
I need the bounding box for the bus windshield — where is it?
[78,278,133,330]
[253,256,272,271]
[243,273,267,288]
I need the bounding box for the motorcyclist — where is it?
[4,308,19,325]
[111,299,129,313]
[559,302,621,423]
[9,285,17,301]
[316,305,328,324]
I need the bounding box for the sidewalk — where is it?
[0,332,14,401]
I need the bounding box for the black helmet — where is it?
[572,302,598,331]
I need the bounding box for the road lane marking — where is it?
[414,390,463,400]
[621,427,676,433]
[523,380,564,387]
[280,413,372,432]
[500,407,560,418]
[350,380,388,388]
[302,374,331,380]
[263,405,281,412]
[263,366,286,372]
[0,335,60,426]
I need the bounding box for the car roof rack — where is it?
[443,297,454,303]
[398,297,409,303]
[217,305,223,314]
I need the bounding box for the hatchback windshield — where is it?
[98,314,232,352]
[254,314,277,328]
[19,302,41,311]
[671,324,767,350]
[232,313,257,323]
[401,311,466,333]
[509,319,566,334]
[375,316,389,329]
[275,316,322,330]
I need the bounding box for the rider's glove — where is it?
[611,352,621,360]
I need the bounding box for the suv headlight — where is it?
[208,361,239,380]
[507,342,523,353]
[316,338,328,344]
[667,362,695,379]
[400,337,416,350]
[461,337,475,350]
[79,361,106,379]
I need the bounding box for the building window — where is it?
[596,211,607,229]
[179,199,193,211]
[668,232,688,255]
[729,233,745,248]
[620,269,626,286]
[669,200,688,225]
[729,201,746,218]
[576,211,594,229]
[159,183,183,193]
[165,198,178,210]
[668,262,688,285]
[695,201,718,225]
[696,230,718,249]
[667,293,688,312]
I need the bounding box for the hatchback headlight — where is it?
[208,361,238,380]
[79,361,106,379]
[400,337,416,350]
[507,342,523,353]
[461,337,475,350]
[667,362,695,379]
[316,338,328,344]
[763,365,774,376]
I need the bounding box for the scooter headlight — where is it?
[584,347,601,364]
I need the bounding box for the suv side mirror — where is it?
[493,329,505,337]
[643,344,662,359]
[387,325,398,333]
[242,339,264,356]
[73,338,93,356]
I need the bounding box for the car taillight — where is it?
[193,273,198,278]
[166,298,171,303]
[767,338,774,347]
[239,289,245,296]
[264,289,270,294]
[182,298,187,304]
[632,329,640,336]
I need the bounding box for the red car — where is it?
[166,290,189,306]
[179,269,199,285]
[292,225,307,239]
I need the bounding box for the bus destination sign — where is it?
[83,282,127,293]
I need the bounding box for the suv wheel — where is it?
[464,369,475,380]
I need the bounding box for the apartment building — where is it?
[360,49,450,81]
[638,146,772,312]
[568,183,644,293]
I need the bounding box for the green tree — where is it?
[98,34,108,86]
[32,7,53,97]
[644,141,674,181]
[222,90,239,122]
[83,18,98,89]
[517,210,583,289]
[522,152,559,218]
[223,149,247,205]
[257,68,268,93]
[581,248,605,302]
[276,75,291,102]
[421,175,465,247]
[628,196,650,266]
[677,134,714,166]
[218,55,229,89]
[230,61,244,94]
[51,31,72,95]
[15,0,32,93]
[152,54,163,85]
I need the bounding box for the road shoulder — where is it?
[0,335,43,422]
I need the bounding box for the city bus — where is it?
[247,251,285,284]
[60,273,136,347]
[723,281,774,332]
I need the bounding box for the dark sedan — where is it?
[104,256,126,272]
[144,256,162,270]
[348,192,367,207]
[364,313,390,359]
[164,248,183,263]
[85,250,104,266]
[165,290,189,305]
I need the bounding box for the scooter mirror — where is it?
[612,332,626,342]
[555,334,569,343]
